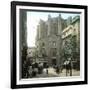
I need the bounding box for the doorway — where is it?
[52,59,56,66]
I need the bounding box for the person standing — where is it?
[28,66,33,78]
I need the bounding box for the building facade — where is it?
[61,16,80,69]
[20,10,27,78]
[35,14,80,67]
[27,47,36,64]
[20,10,27,50]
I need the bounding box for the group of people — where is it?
[22,60,72,78]
[22,61,49,78]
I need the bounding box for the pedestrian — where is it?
[28,66,33,78]
[56,66,60,74]
[46,63,49,74]
[66,63,70,73]
[43,68,47,75]
[38,63,42,74]
[32,68,37,77]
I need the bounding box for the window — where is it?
[70,27,72,29]
[74,29,76,32]
[52,41,56,46]
[41,48,46,57]
[42,42,45,47]
[51,48,57,56]
[63,32,66,36]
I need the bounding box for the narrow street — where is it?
[34,67,80,78]
[48,67,80,77]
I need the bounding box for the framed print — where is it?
[11,1,88,89]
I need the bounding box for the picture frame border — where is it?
[11,1,88,89]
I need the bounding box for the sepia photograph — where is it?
[11,1,87,89]
[20,10,80,79]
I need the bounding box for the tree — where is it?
[62,35,80,70]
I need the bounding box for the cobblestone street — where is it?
[48,67,80,76]
[34,67,80,78]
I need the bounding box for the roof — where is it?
[71,16,80,24]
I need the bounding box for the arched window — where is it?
[42,42,45,47]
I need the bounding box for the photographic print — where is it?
[11,1,88,89]
[21,10,80,78]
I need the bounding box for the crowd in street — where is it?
[27,62,49,78]
[22,60,74,78]
[22,61,65,78]
[22,61,49,78]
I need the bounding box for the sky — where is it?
[27,11,80,47]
